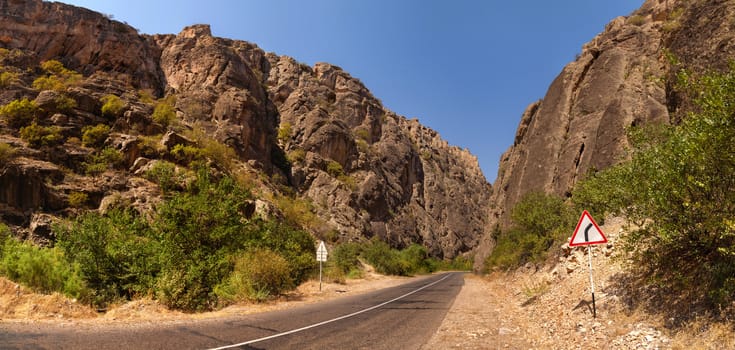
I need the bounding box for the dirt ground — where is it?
[2,218,734,348]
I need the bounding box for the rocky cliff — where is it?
[0,0,490,258]
[476,0,735,265]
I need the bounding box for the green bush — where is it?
[0,98,39,128]
[572,63,735,307]
[400,244,435,274]
[362,239,410,276]
[170,144,203,165]
[32,75,65,91]
[81,124,111,148]
[33,60,81,91]
[184,125,236,170]
[67,191,88,208]
[250,220,315,284]
[152,171,315,311]
[215,249,293,303]
[83,147,123,175]
[19,123,64,148]
[277,122,292,144]
[331,242,363,275]
[152,99,176,126]
[0,236,89,300]
[143,160,179,193]
[326,160,344,177]
[485,192,574,271]
[100,94,124,118]
[152,171,255,311]
[437,255,473,271]
[54,94,76,112]
[287,149,306,164]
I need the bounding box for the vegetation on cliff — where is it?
[574,62,735,309]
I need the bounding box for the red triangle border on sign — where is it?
[569,210,608,247]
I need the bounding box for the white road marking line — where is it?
[207,273,454,350]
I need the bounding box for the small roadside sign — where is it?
[316,241,328,262]
[316,241,327,291]
[569,210,607,247]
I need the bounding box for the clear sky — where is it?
[59,0,643,182]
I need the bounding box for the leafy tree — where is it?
[56,209,159,306]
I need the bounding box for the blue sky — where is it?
[60,0,643,182]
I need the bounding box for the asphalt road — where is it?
[0,272,465,350]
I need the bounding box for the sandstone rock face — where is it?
[0,0,491,259]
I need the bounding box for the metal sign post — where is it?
[316,241,328,291]
[587,245,596,318]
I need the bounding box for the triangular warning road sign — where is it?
[569,210,607,246]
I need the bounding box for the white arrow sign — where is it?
[316,241,328,262]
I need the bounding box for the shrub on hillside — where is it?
[0,142,15,163]
[0,71,19,87]
[152,98,176,126]
[83,147,123,175]
[143,160,180,193]
[100,94,124,118]
[81,124,111,148]
[19,123,64,148]
[33,60,81,91]
[0,98,39,128]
